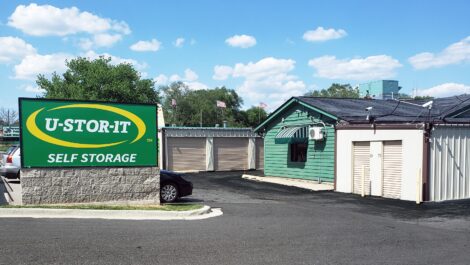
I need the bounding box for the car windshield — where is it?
[6,146,17,155]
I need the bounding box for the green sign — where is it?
[19,98,157,168]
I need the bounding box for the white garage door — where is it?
[214,137,248,171]
[382,141,402,199]
[353,142,371,195]
[167,137,206,172]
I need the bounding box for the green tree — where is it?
[306,83,359,98]
[36,56,159,104]
[159,83,245,127]
[397,93,434,100]
[242,107,268,128]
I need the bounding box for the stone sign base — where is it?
[20,167,160,205]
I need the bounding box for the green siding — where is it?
[264,103,335,182]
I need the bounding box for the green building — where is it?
[254,97,337,182]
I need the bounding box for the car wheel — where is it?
[160,183,178,203]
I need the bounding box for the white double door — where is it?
[368,141,383,196]
[353,140,402,198]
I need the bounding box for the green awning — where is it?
[275,126,308,143]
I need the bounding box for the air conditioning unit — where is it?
[308,127,324,141]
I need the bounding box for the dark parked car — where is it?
[160,170,193,203]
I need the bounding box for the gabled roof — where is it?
[254,97,338,132]
[255,94,470,132]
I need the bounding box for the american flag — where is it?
[216,100,226,108]
[171,99,177,107]
[259,102,268,109]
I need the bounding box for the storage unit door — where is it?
[382,141,402,199]
[256,138,264,170]
[214,137,248,171]
[167,137,206,172]
[353,142,371,195]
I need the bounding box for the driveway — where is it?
[1,171,470,265]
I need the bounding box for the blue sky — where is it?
[1,0,470,110]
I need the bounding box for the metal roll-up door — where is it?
[256,138,264,170]
[353,142,371,195]
[382,141,402,199]
[167,137,206,171]
[214,137,248,171]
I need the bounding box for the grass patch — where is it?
[0,203,203,211]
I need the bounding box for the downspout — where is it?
[162,128,167,170]
[334,125,337,191]
[422,123,432,201]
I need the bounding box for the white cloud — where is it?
[169,74,181,82]
[213,65,233,80]
[174,37,185,47]
[14,53,73,80]
[82,50,147,71]
[184,69,198,82]
[308,55,402,80]
[78,38,94,50]
[215,57,306,109]
[416,83,470,98]
[8,3,130,36]
[225,34,257,48]
[409,36,470,70]
[21,84,45,93]
[130,39,162,52]
[153,74,168,86]
[13,50,147,80]
[0,36,36,63]
[303,27,347,42]
[153,68,207,90]
[93,33,122,47]
[185,81,208,90]
[79,33,123,50]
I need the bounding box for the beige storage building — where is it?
[162,127,263,172]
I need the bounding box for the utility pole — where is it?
[200,109,203,127]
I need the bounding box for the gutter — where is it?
[335,123,425,130]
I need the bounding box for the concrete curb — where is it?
[242,174,334,191]
[0,205,223,220]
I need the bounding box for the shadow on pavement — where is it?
[184,170,470,221]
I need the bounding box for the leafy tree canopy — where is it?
[159,82,246,127]
[243,106,268,128]
[36,56,159,104]
[397,93,434,100]
[306,83,359,98]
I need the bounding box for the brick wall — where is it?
[20,167,159,205]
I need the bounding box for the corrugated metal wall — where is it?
[256,139,264,170]
[264,104,335,182]
[430,126,470,201]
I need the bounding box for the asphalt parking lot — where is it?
[1,171,470,264]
